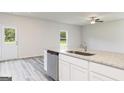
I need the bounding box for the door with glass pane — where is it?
[2,26,18,60]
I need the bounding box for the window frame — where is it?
[59,30,68,50]
[2,26,17,45]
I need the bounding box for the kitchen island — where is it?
[45,48,124,81]
[59,49,124,81]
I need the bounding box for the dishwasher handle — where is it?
[47,50,59,55]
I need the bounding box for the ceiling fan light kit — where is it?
[90,20,96,24]
[90,16,103,24]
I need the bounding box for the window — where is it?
[4,27,16,44]
[60,31,68,50]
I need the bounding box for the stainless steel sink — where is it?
[66,51,95,56]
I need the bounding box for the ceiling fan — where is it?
[90,17,104,24]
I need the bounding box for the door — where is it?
[89,72,114,81]
[59,60,70,81]
[70,65,88,81]
[2,26,18,60]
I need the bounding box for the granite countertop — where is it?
[59,49,124,70]
[46,48,124,70]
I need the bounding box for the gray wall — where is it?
[0,13,81,58]
[81,20,124,53]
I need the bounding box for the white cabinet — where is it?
[59,60,70,81]
[59,54,88,81]
[59,54,124,81]
[89,62,124,81]
[89,72,113,81]
[70,65,88,81]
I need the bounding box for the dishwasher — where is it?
[47,50,59,81]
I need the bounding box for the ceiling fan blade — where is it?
[95,20,104,22]
[95,19,100,21]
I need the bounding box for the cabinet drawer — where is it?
[59,54,88,69]
[59,60,70,81]
[89,62,124,80]
[70,64,88,81]
[89,72,113,81]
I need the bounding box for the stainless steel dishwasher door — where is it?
[47,51,59,80]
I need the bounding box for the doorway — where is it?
[1,26,18,60]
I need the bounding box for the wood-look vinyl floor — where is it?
[0,56,53,81]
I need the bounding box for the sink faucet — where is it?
[80,42,87,52]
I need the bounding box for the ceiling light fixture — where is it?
[90,20,95,24]
[90,17,96,24]
[90,16,104,24]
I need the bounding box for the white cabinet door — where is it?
[89,72,114,81]
[59,60,70,81]
[89,62,124,80]
[70,65,88,81]
[2,26,18,60]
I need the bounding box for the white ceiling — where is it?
[5,12,124,25]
